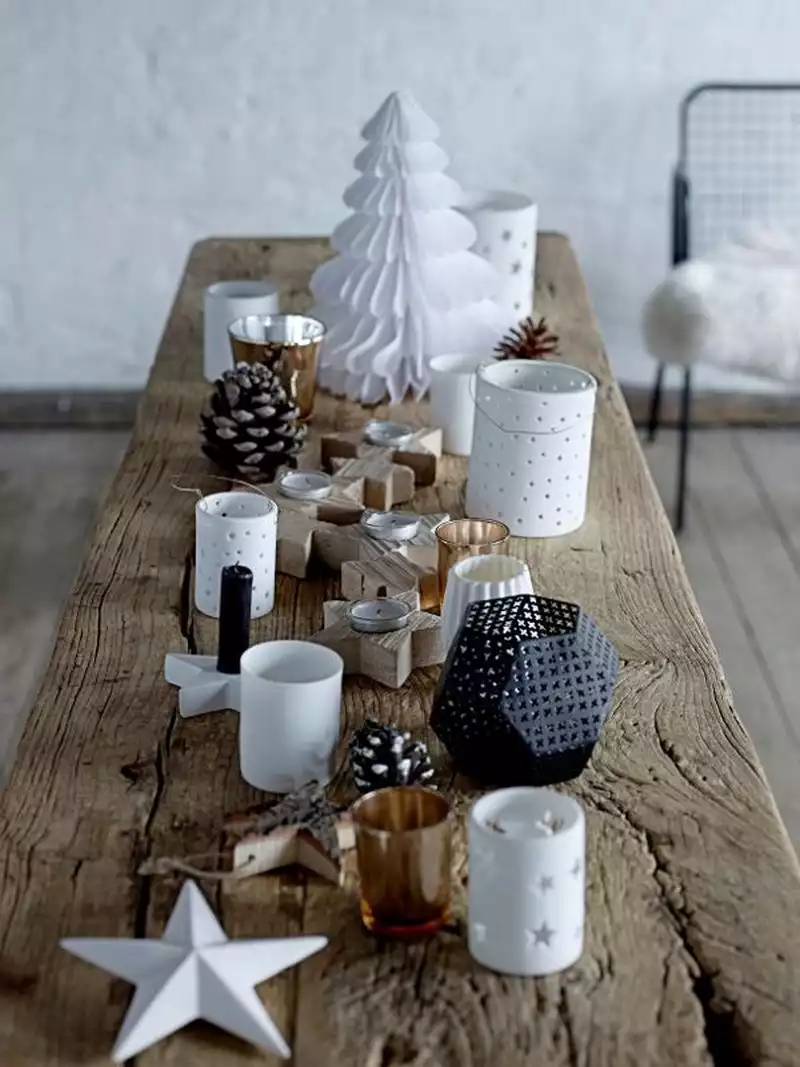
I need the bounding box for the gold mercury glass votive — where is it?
[228,313,325,421]
[352,786,453,938]
[435,518,511,603]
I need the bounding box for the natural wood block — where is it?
[331,450,415,510]
[340,550,439,610]
[322,426,442,487]
[276,512,316,579]
[313,590,443,689]
[262,473,365,525]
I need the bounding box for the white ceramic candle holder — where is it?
[428,354,483,456]
[203,280,279,381]
[466,360,597,537]
[441,554,533,651]
[468,787,585,976]
[195,492,278,619]
[459,190,538,329]
[239,641,343,793]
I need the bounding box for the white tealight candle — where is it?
[468,787,585,976]
[363,420,414,449]
[278,470,333,502]
[360,510,420,543]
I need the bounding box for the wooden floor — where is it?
[1,425,799,847]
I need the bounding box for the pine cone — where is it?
[349,719,435,794]
[494,315,560,361]
[200,362,307,482]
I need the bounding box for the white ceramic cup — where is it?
[429,354,484,456]
[238,641,344,793]
[203,280,279,381]
[468,787,585,976]
[441,554,534,651]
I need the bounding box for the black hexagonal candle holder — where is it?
[431,594,619,785]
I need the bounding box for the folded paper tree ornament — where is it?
[310,90,505,404]
[432,594,619,785]
[61,880,326,1061]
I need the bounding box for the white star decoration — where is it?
[61,881,327,1062]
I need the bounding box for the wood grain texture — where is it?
[1,235,799,1067]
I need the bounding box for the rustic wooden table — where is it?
[2,235,800,1067]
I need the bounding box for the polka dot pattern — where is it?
[195,491,278,619]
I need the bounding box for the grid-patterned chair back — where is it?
[678,83,800,262]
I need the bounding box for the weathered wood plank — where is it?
[1,236,799,1067]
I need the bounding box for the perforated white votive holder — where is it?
[468,788,585,977]
[195,492,278,619]
[459,190,538,329]
[466,360,597,538]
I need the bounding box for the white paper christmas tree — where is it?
[311,91,505,404]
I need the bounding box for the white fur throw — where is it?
[642,228,800,382]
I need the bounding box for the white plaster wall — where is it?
[3,0,800,391]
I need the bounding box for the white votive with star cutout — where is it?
[468,787,585,976]
[458,190,538,331]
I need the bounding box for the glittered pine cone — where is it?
[200,361,307,482]
[349,719,435,794]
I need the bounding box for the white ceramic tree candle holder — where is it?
[466,360,597,537]
[441,553,533,651]
[459,190,538,329]
[203,280,279,381]
[195,491,278,619]
[468,787,586,976]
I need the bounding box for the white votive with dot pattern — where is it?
[466,359,597,537]
[458,190,538,330]
[468,787,585,977]
[195,492,278,619]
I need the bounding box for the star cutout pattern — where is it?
[510,260,523,274]
[501,229,512,241]
[527,921,555,947]
[570,857,582,877]
[61,881,326,1062]
[538,874,555,892]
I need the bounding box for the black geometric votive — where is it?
[431,594,619,786]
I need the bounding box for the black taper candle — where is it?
[217,565,253,675]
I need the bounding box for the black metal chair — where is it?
[647,82,800,532]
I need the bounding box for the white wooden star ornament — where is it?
[61,880,326,1061]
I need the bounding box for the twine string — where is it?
[170,473,270,508]
[137,852,259,882]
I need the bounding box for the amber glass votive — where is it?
[435,518,510,602]
[352,787,452,938]
[228,313,325,420]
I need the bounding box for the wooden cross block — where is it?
[331,450,415,511]
[322,426,442,487]
[312,591,444,689]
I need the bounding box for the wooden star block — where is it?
[312,590,444,689]
[322,426,442,488]
[340,547,439,611]
[262,474,365,525]
[331,450,415,511]
[314,511,447,574]
[224,783,356,884]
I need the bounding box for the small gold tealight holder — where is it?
[352,786,452,938]
[228,313,325,421]
[435,518,510,602]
